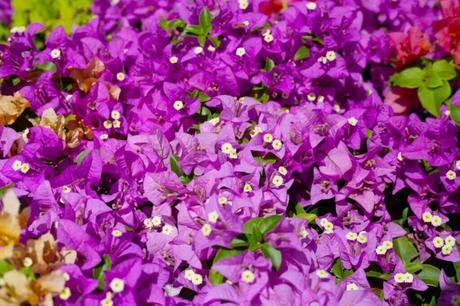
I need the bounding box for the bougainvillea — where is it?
[0,0,459,305]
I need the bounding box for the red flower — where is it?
[434,0,460,69]
[388,27,432,69]
[259,0,288,16]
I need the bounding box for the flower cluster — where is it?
[0,0,459,305]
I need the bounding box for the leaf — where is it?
[294,46,310,61]
[417,85,441,117]
[433,81,452,104]
[264,58,275,72]
[425,72,443,88]
[391,67,424,89]
[74,150,89,165]
[0,184,15,199]
[258,215,282,236]
[213,248,243,263]
[252,152,278,164]
[209,269,224,285]
[366,270,390,280]
[454,260,460,282]
[230,237,249,248]
[294,203,317,223]
[393,236,419,265]
[93,255,112,290]
[433,59,457,80]
[405,262,423,273]
[261,244,282,271]
[0,93,30,125]
[417,264,440,287]
[199,7,212,34]
[0,260,13,277]
[450,105,460,126]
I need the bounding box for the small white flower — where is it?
[263,31,273,43]
[23,257,33,267]
[208,45,216,52]
[403,272,413,283]
[209,117,220,126]
[116,72,126,81]
[218,196,228,205]
[305,1,317,10]
[143,218,154,228]
[240,182,251,193]
[278,166,288,176]
[10,26,26,34]
[110,278,125,293]
[194,46,203,55]
[346,282,359,291]
[208,211,219,223]
[62,185,71,193]
[12,160,22,171]
[375,245,387,255]
[236,47,246,57]
[307,92,316,102]
[323,222,334,234]
[221,143,233,154]
[100,134,109,140]
[272,175,284,188]
[325,51,336,61]
[298,226,308,238]
[316,269,329,279]
[238,0,249,10]
[441,244,453,255]
[111,230,122,237]
[101,297,113,306]
[431,215,442,227]
[272,139,283,150]
[446,170,457,181]
[162,224,174,235]
[112,120,121,128]
[432,237,444,248]
[191,273,203,285]
[152,216,162,226]
[103,120,113,129]
[169,56,178,64]
[422,211,433,223]
[333,104,341,113]
[111,110,121,120]
[382,240,393,249]
[347,117,358,126]
[394,273,405,284]
[456,161,460,171]
[50,48,61,59]
[241,270,255,283]
[184,269,195,280]
[346,232,357,241]
[201,224,212,236]
[20,163,30,174]
[357,232,367,244]
[263,133,273,143]
[397,152,404,161]
[445,235,456,247]
[173,100,184,111]
[59,287,71,300]
[317,95,325,103]
[241,20,250,27]
[319,218,329,227]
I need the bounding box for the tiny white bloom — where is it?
[397,152,404,161]
[263,133,273,143]
[162,224,174,235]
[208,211,219,223]
[112,230,122,237]
[456,161,460,171]
[62,185,71,193]
[173,100,184,111]
[243,183,253,192]
[272,139,283,150]
[209,117,220,126]
[445,235,456,247]
[394,273,405,284]
[333,104,341,113]
[446,170,457,181]
[236,47,246,57]
[241,270,255,283]
[441,244,453,255]
[346,282,359,291]
[20,163,30,174]
[422,211,433,223]
[319,218,329,227]
[306,1,317,10]
[382,240,393,249]
[59,287,71,300]
[143,218,154,228]
[169,56,178,64]
[50,48,61,59]
[263,32,273,43]
[110,278,125,293]
[278,166,288,176]
[375,245,387,255]
[218,196,228,205]
[347,117,358,126]
[208,45,216,52]
[103,120,113,129]
[298,226,308,238]
[10,26,26,34]
[201,224,212,236]
[324,222,334,234]
[12,160,22,171]
[101,297,113,306]
[100,134,109,140]
[116,72,126,81]
[403,272,413,283]
[221,142,233,154]
[241,20,250,27]
[23,257,33,267]
[432,237,444,248]
[325,51,336,61]
[111,110,121,120]
[184,269,195,280]
[191,273,203,285]
[112,120,121,128]
[307,92,316,102]
[431,215,442,227]
[357,232,367,244]
[194,46,203,55]
[316,269,329,279]
[151,215,162,226]
[346,232,357,241]
[272,175,284,188]
[238,0,249,10]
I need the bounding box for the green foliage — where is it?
[169,154,193,184]
[0,184,15,199]
[390,59,458,119]
[12,0,92,34]
[93,255,112,290]
[394,236,419,265]
[294,46,310,61]
[74,149,90,166]
[331,258,353,282]
[0,260,13,277]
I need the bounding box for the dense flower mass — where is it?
[0,0,459,305]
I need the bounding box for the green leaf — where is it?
[433,81,452,104]
[0,184,15,199]
[425,72,443,88]
[74,149,90,165]
[417,264,440,287]
[243,217,263,243]
[454,260,460,283]
[20,267,36,279]
[261,244,282,271]
[199,7,212,34]
[293,203,316,223]
[264,58,275,72]
[366,270,390,280]
[252,152,278,164]
[405,262,423,273]
[417,85,441,117]
[231,238,249,248]
[93,255,112,290]
[258,215,282,236]
[0,260,13,277]
[294,46,310,61]
[185,25,203,36]
[433,59,457,80]
[35,61,56,72]
[209,269,225,285]
[170,154,185,177]
[450,105,460,126]
[391,67,424,89]
[393,236,419,265]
